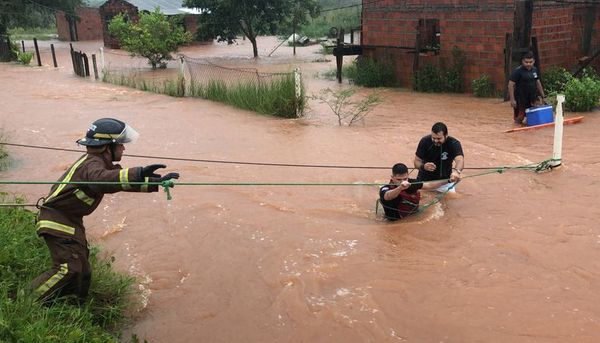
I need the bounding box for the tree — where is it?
[108,8,192,70]
[311,87,383,126]
[0,0,82,35]
[183,0,320,58]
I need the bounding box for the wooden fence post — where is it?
[33,38,41,66]
[50,44,58,68]
[92,54,99,79]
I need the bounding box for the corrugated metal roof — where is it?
[122,0,188,15]
[87,0,195,15]
[84,0,107,7]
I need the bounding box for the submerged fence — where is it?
[99,51,305,118]
[184,56,304,118]
[0,35,15,62]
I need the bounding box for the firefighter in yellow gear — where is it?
[30,118,179,303]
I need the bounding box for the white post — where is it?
[99,47,105,77]
[294,67,302,117]
[179,56,185,77]
[179,56,186,96]
[551,94,565,168]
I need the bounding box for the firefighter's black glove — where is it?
[141,164,166,178]
[157,173,180,182]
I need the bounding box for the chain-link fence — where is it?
[97,49,305,118]
[183,55,304,118]
[100,49,185,96]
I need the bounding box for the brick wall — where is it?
[362,0,514,92]
[184,15,198,39]
[532,3,574,70]
[571,5,600,71]
[55,11,70,41]
[56,8,102,41]
[362,0,600,92]
[99,0,139,49]
[77,8,103,41]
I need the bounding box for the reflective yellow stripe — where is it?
[34,263,69,297]
[36,220,76,235]
[119,168,132,190]
[46,155,88,202]
[93,133,121,139]
[74,188,94,206]
[141,177,150,193]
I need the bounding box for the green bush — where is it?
[413,64,443,93]
[345,57,396,87]
[563,77,600,112]
[579,66,600,82]
[472,74,497,97]
[108,8,192,69]
[444,47,466,93]
[542,67,573,94]
[18,51,33,65]
[413,46,465,93]
[0,201,136,342]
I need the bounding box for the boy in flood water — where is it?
[379,163,429,220]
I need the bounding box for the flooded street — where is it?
[2,37,600,342]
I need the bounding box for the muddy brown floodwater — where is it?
[2,36,600,342]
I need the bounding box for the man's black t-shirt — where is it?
[379,179,422,220]
[510,65,539,106]
[415,135,463,181]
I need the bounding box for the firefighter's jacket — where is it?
[36,153,160,245]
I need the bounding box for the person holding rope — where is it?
[414,122,464,193]
[30,118,180,304]
[380,163,434,220]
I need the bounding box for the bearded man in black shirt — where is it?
[508,51,547,125]
[414,122,464,193]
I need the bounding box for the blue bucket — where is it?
[526,105,554,126]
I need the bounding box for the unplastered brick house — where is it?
[55,0,200,48]
[360,0,600,92]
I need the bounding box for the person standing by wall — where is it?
[508,51,547,125]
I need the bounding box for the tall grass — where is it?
[300,7,361,38]
[8,27,58,41]
[189,74,304,118]
[102,70,185,97]
[0,196,137,342]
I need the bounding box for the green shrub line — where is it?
[103,69,304,118]
[102,70,186,97]
[413,46,466,93]
[472,74,497,98]
[0,196,137,342]
[543,66,600,112]
[343,57,397,87]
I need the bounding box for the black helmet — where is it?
[76,118,139,147]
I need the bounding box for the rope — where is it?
[0,142,558,171]
[0,158,559,206]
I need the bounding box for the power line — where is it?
[0,142,541,171]
[22,0,80,17]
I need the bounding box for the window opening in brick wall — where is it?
[418,19,441,54]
